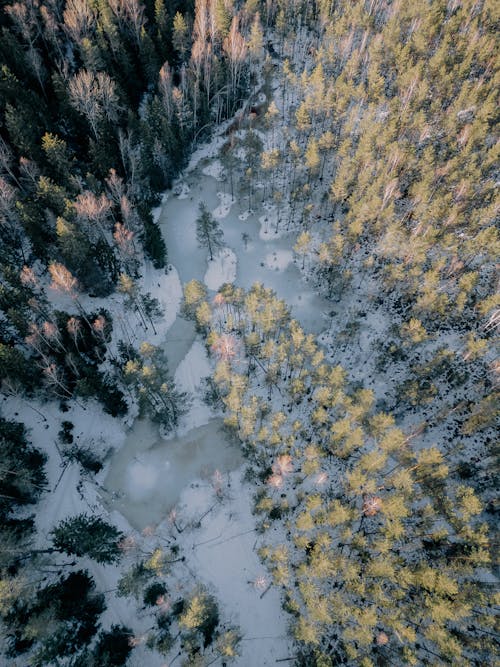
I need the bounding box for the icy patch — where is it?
[174,339,213,434]
[238,209,253,221]
[151,205,162,224]
[125,459,162,502]
[175,340,211,394]
[265,250,293,272]
[202,159,224,180]
[151,193,168,223]
[139,263,182,340]
[235,147,246,160]
[213,191,235,219]
[102,419,242,529]
[204,247,237,290]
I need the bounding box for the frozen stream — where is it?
[104,156,332,530]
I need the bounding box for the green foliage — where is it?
[0,416,46,516]
[0,416,46,570]
[51,514,123,564]
[143,216,167,269]
[117,561,154,600]
[91,625,133,667]
[179,589,220,648]
[122,342,189,431]
[196,279,496,665]
[5,571,105,663]
[144,582,167,607]
[195,202,224,261]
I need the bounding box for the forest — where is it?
[0,0,498,665]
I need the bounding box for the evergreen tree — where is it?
[51,514,123,564]
[5,571,105,664]
[195,202,223,260]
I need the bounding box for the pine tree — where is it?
[51,514,123,563]
[172,11,190,62]
[195,202,223,260]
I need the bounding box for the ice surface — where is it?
[265,249,293,271]
[157,167,331,333]
[204,246,237,290]
[102,419,242,529]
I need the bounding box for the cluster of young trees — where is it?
[207,0,497,349]
[259,0,498,330]
[192,10,498,661]
[115,541,241,664]
[120,340,188,431]
[185,281,497,665]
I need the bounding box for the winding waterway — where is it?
[102,152,331,529]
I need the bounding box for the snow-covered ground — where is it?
[204,247,238,290]
[175,470,291,666]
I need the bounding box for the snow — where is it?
[202,158,225,180]
[238,209,253,220]
[139,262,182,340]
[125,459,163,502]
[265,249,293,271]
[174,339,213,433]
[174,339,211,395]
[204,247,238,290]
[259,209,283,240]
[102,419,242,530]
[173,181,191,199]
[213,191,236,219]
[176,469,291,666]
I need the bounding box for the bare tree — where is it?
[43,362,72,399]
[39,2,67,70]
[0,138,22,189]
[105,168,127,204]
[73,190,113,243]
[158,61,174,121]
[114,222,139,274]
[118,129,142,199]
[48,262,92,330]
[223,16,247,112]
[0,177,24,258]
[109,0,145,45]
[63,0,95,43]
[6,1,48,96]
[68,70,121,139]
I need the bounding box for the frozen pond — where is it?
[104,152,331,530]
[102,418,241,530]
